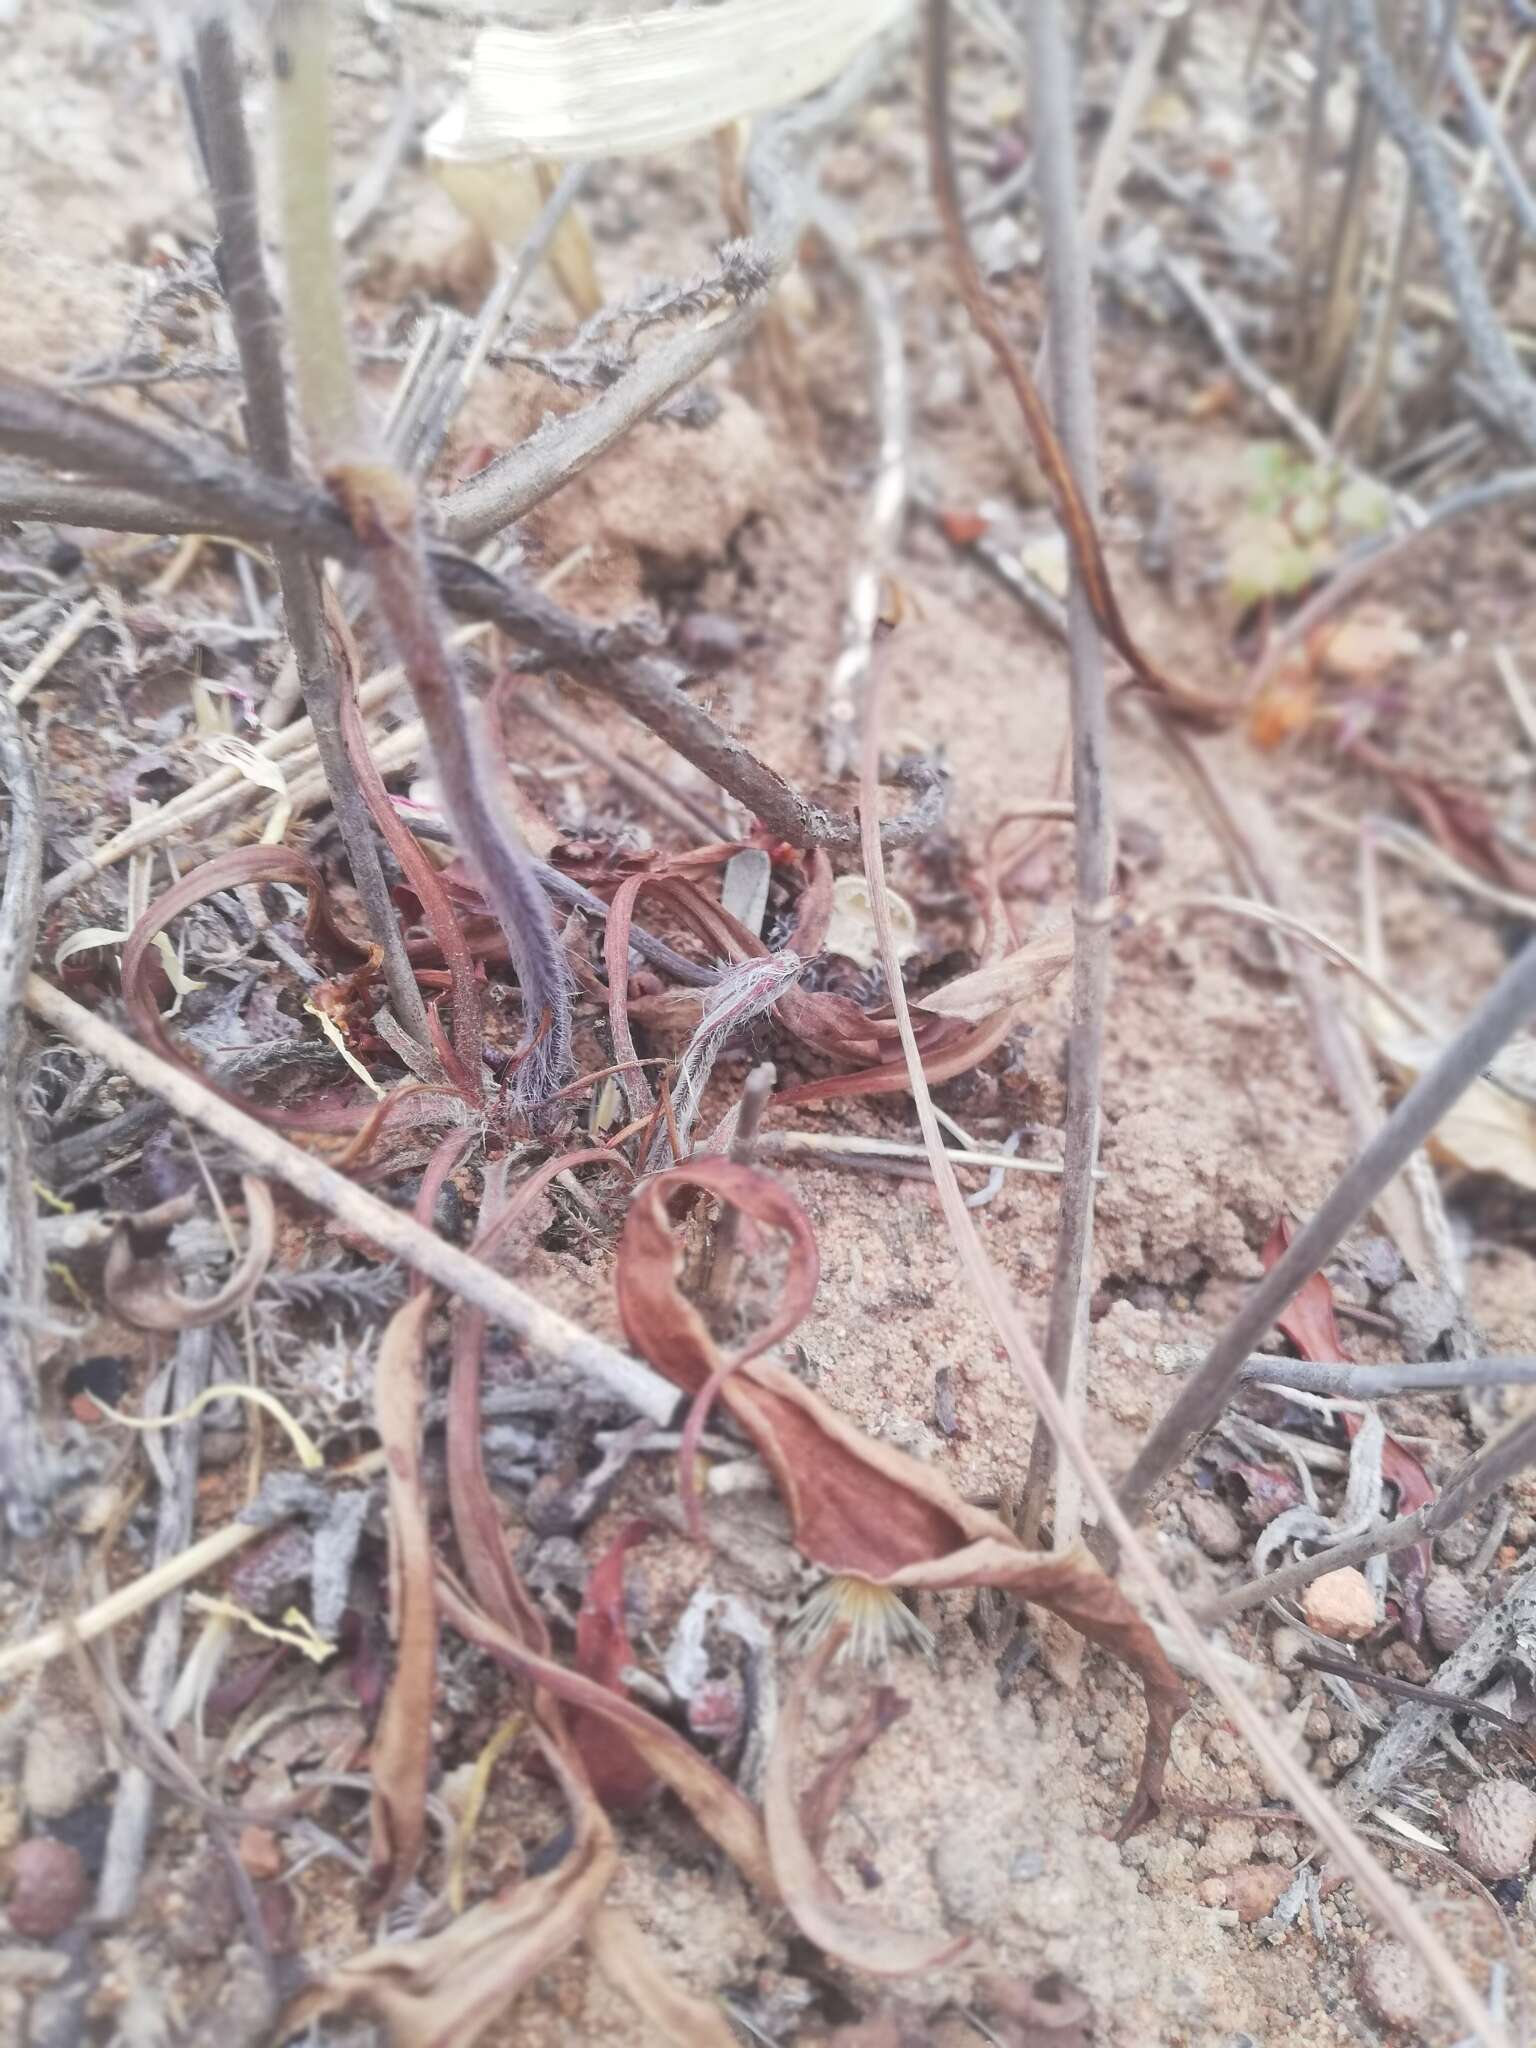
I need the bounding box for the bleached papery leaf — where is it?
[426,0,911,166]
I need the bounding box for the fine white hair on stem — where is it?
[644,951,801,1172]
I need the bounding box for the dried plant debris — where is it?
[9,1,1536,2041]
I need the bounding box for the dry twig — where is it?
[0,694,53,1538]
[1014,0,1114,1556]
[192,13,427,1044]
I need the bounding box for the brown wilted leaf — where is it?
[765,1632,972,1976]
[619,1162,1188,1836]
[1261,1216,1344,1362]
[586,1905,739,2045]
[912,919,1074,1024]
[104,1174,276,1332]
[289,1729,615,2048]
[569,1519,657,1810]
[437,1573,777,1900]
[368,1293,439,1906]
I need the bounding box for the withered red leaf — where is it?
[620,1162,1187,1835]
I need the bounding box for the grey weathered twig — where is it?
[1196,1408,1536,1628]
[96,1325,213,1920]
[1117,932,1536,1528]
[1003,0,1114,1555]
[1240,1355,1536,1399]
[1344,0,1536,454]
[811,201,910,779]
[434,123,807,549]
[0,379,353,553]
[433,551,946,853]
[0,695,53,1538]
[26,973,678,1422]
[192,13,428,1046]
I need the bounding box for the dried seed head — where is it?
[1302,1566,1377,1642]
[786,1575,935,1666]
[1452,1778,1536,1882]
[1356,1937,1431,2034]
[1421,1570,1479,1656]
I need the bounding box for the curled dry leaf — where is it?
[586,1905,739,2047]
[117,844,399,1136]
[570,1518,657,1810]
[437,1572,777,1900]
[1261,1215,1343,1361]
[368,1293,439,1906]
[104,1174,277,1332]
[619,1160,1188,1835]
[289,1727,615,2048]
[912,918,1074,1024]
[766,1631,972,1977]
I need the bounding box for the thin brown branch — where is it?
[0,375,348,552]
[0,394,942,857]
[1014,0,1113,1557]
[193,12,428,1045]
[923,0,1236,727]
[269,0,570,1100]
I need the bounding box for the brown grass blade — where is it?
[368,1292,439,1906]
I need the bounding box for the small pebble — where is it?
[1228,1863,1290,1923]
[5,1839,85,1939]
[1303,1567,1376,1641]
[22,1715,107,1822]
[1182,1493,1243,1560]
[237,1826,283,1882]
[1269,1626,1308,1672]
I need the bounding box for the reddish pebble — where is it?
[6,1838,86,1938]
[238,1825,284,1882]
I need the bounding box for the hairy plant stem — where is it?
[1013,0,1113,1557]
[1116,934,1536,1532]
[193,13,427,1046]
[269,0,569,1098]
